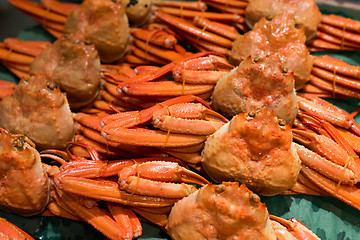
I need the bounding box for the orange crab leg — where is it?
[0,80,16,99]
[292,128,360,178]
[156,11,234,48]
[204,1,246,15]
[0,217,35,240]
[313,55,360,79]
[132,29,174,47]
[307,39,356,52]
[53,189,131,240]
[314,31,360,49]
[301,165,360,211]
[102,127,207,147]
[154,0,207,11]
[318,23,360,44]
[132,208,169,227]
[8,0,68,24]
[193,17,240,41]
[120,80,214,97]
[203,0,248,9]
[309,75,360,99]
[118,51,214,87]
[75,124,166,157]
[133,39,184,62]
[297,95,360,135]
[294,143,356,185]
[270,215,321,240]
[55,177,178,207]
[4,38,50,57]
[311,67,360,90]
[157,7,243,23]
[0,48,35,64]
[181,33,231,56]
[101,95,210,128]
[119,161,209,185]
[41,0,77,16]
[130,45,170,65]
[321,14,360,33]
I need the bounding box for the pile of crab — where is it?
[0,0,360,239]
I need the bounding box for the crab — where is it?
[166,182,320,240]
[7,0,189,65]
[0,130,147,240]
[29,32,101,109]
[211,53,298,125]
[0,73,74,150]
[229,13,312,90]
[201,108,301,196]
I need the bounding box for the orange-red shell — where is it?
[201,109,301,196]
[166,182,276,240]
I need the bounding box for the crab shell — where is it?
[121,0,152,26]
[245,0,321,41]
[0,74,74,150]
[0,128,50,216]
[64,0,130,63]
[166,182,276,240]
[230,13,313,90]
[30,33,101,110]
[212,53,298,125]
[201,108,301,196]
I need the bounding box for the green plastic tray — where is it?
[0,3,360,240]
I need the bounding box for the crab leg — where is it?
[193,17,240,41]
[119,81,215,97]
[129,45,170,65]
[321,14,360,33]
[158,6,243,23]
[107,203,142,239]
[292,128,360,178]
[0,80,16,99]
[203,0,246,15]
[53,189,133,240]
[154,0,207,12]
[133,39,185,62]
[270,215,321,240]
[313,55,360,79]
[0,218,35,240]
[308,75,360,99]
[294,143,356,185]
[311,67,360,90]
[155,11,233,48]
[301,165,360,211]
[297,95,360,135]
[41,0,77,16]
[8,0,68,23]
[152,102,228,135]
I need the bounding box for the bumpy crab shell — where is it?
[0,128,50,216]
[166,182,276,240]
[201,108,301,196]
[30,33,101,109]
[121,0,152,26]
[212,53,298,125]
[245,0,321,41]
[0,74,74,150]
[230,13,313,90]
[64,0,130,63]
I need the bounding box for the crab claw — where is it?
[118,161,210,198]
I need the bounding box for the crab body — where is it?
[201,108,301,196]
